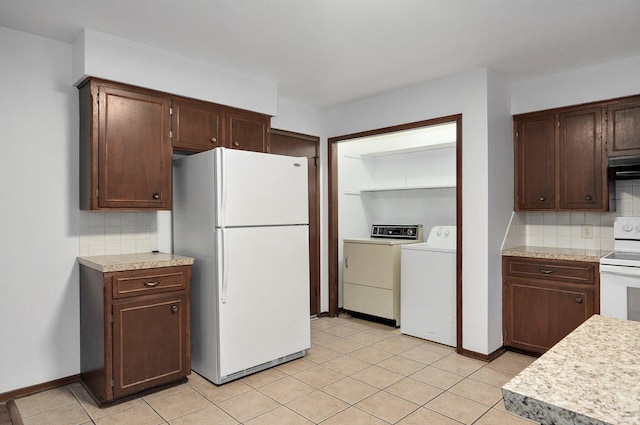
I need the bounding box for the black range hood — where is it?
[608,155,640,180]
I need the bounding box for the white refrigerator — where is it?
[173,147,310,385]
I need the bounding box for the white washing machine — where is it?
[401,225,456,346]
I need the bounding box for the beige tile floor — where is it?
[13,315,539,425]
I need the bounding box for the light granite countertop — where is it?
[502,315,640,425]
[502,246,610,263]
[78,252,194,272]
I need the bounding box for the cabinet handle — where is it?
[152,193,160,200]
[575,297,583,304]
[211,137,217,143]
[171,305,179,313]
[144,281,160,287]
[233,141,240,147]
[585,194,592,201]
[539,196,546,201]
[539,269,555,274]
[345,256,350,268]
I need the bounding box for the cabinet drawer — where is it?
[111,267,188,298]
[504,257,595,284]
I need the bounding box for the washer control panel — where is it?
[426,226,457,247]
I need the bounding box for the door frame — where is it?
[328,114,463,353]
[270,128,321,316]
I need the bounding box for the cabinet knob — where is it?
[152,193,160,200]
[575,297,583,304]
[233,141,240,147]
[585,194,592,201]
[171,305,179,313]
[539,196,546,201]
[211,137,217,144]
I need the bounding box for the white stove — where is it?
[600,217,640,321]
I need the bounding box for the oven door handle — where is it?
[600,264,640,277]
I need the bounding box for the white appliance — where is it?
[343,225,423,326]
[173,148,311,384]
[600,217,640,322]
[401,225,456,346]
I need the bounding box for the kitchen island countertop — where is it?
[502,314,640,425]
[502,245,609,263]
[78,252,194,272]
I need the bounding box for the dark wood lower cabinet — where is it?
[80,264,191,404]
[503,256,598,354]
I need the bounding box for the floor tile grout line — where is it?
[13,386,82,421]
[67,384,96,425]
[11,316,537,425]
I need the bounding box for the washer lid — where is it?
[402,241,456,253]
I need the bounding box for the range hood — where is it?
[608,155,640,180]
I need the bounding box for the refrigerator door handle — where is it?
[217,148,227,228]
[221,229,229,304]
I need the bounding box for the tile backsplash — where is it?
[79,211,158,256]
[504,180,640,252]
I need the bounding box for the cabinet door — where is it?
[171,98,224,152]
[112,293,189,399]
[225,109,270,152]
[515,114,556,210]
[558,107,605,210]
[607,97,640,157]
[98,85,172,209]
[504,279,593,354]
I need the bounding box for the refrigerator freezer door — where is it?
[215,148,309,227]
[216,225,310,378]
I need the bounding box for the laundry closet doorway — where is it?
[328,114,463,352]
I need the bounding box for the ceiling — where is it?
[2,0,640,107]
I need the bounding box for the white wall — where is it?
[74,29,278,116]
[0,27,80,394]
[486,70,514,352]
[512,54,640,114]
[325,69,506,355]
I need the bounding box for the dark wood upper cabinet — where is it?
[607,96,640,157]
[226,108,270,153]
[80,79,172,210]
[514,106,607,211]
[171,98,270,154]
[80,78,273,210]
[515,114,556,210]
[514,94,640,211]
[558,107,604,210]
[171,98,223,152]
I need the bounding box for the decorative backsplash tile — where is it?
[517,180,640,252]
[79,211,158,256]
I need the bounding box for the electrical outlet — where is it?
[582,224,593,239]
